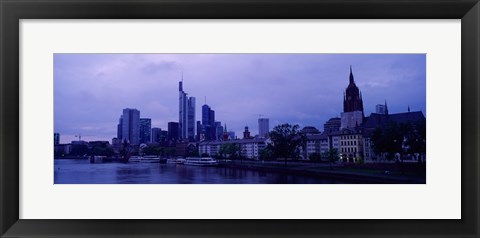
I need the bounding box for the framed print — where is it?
[1,0,479,237]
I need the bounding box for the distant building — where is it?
[179,80,196,141]
[300,126,320,135]
[227,131,236,140]
[54,133,60,145]
[121,108,140,145]
[215,121,223,140]
[375,101,389,115]
[117,116,123,140]
[323,117,341,133]
[202,104,216,141]
[151,127,161,143]
[243,126,251,139]
[258,118,270,138]
[341,66,364,129]
[139,118,151,144]
[167,122,179,141]
[362,111,426,162]
[199,138,268,159]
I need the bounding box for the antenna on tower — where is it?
[205,96,207,105]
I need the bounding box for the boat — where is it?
[129,156,166,163]
[176,158,186,164]
[184,157,218,166]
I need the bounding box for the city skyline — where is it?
[54,54,426,144]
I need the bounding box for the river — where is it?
[54,159,359,184]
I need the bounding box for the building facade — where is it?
[258,118,270,138]
[167,122,179,141]
[179,80,196,141]
[121,108,140,145]
[139,118,151,144]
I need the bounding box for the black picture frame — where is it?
[1,0,479,237]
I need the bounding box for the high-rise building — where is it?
[151,127,161,143]
[258,118,269,138]
[117,116,123,139]
[202,104,216,141]
[121,108,140,144]
[167,122,179,141]
[139,118,151,144]
[54,133,60,145]
[375,100,389,115]
[215,121,223,140]
[341,66,364,129]
[179,79,196,141]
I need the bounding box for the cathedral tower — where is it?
[341,66,364,129]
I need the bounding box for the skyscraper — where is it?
[179,79,196,141]
[151,127,161,143]
[117,116,123,140]
[258,118,269,138]
[167,122,179,141]
[202,104,216,141]
[121,108,140,144]
[341,66,364,129]
[139,118,151,144]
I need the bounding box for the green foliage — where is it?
[219,143,240,159]
[309,152,321,162]
[268,123,306,165]
[371,121,426,162]
[322,148,339,163]
[70,144,89,156]
[91,146,114,156]
[259,147,273,161]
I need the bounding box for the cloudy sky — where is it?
[54,54,426,144]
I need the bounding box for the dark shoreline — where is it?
[217,162,426,184]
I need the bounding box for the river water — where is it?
[54,159,357,184]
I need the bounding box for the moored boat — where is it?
[184,157,218,166]
[129,156,166,163]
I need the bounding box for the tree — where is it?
[219,143,240,159]
[309,152,321,162]
[268,123,306,166]
[259,147,273,161]
[322,148,339,169]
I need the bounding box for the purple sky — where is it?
[54,54,426,144]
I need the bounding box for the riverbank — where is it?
[217,160,426,184]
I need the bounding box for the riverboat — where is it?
[184,157,218,166]
[129,156,166,163]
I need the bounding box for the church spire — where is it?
[349,65,354,84]
[385,99,389,115]
[408,105,410,112]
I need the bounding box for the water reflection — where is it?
[54,159,358,184]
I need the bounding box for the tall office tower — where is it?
[202,104,216,140]
[121,108,140,144]
[151,127,161,143]
[167,122,179,141]
[215,121,223,140]
[117,116,123,140]
[187,97,196,141]
[258,118,270,138]
[54,133,60,145]
[139,118,151,144]
[341,66,364,129]
[179,79,196,141]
